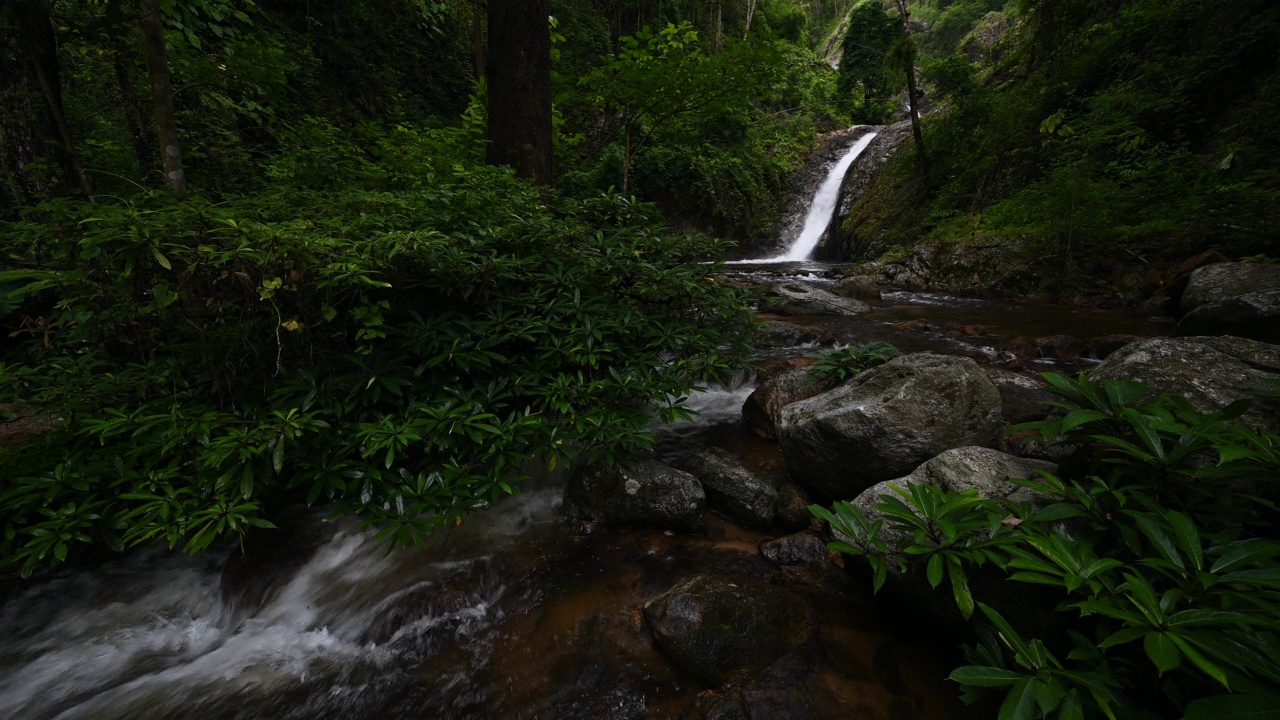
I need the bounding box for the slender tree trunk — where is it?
[137,0,185,196]
[471,0,486,81]
[743,0,757,39]
[716,1,723,51]
[30,51,95,199]
[486,0,553,185]
[893,0,927,179]
[0,0,82,204]
[112,35,155,177]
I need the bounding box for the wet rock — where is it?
[681,688,751,720]
[850,447,1057,538]
[362,569,490,646]
[1089,336,1280,432]
[671,448,778,530]
[759,532,828,566]
[759,283,870,316]
[1035,335,1087,361]
[775,483,816,531]
[565,459,705,532]
[742,367,825,439]
[778,354,1003,499]
[1180,262,1280,314]
[982,368,1055,424]
[643,575,817,686]
[832,275,881,302]
[1138,294,1176,317]
[758,320,833,348]
[847,447,1058,629]
[1175,290,1280,344]
[1001,336,1037,360]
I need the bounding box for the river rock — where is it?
[778,354,1003,499]
[1035,335,1087,361]
[759,283,869,316]
[565,459,705,532]
[742,367,825,439]
[775,483,816,531]
[1179,262,1280,313]
[845,447,1058,630]
[982,367,1055,424]
[832,275,882,301]
[758,320,833,348]
[759,531,829,566]
[1088,336,1280,432]
[1175,290,1280,344]
[643,575,817,686]
[671,448,778,530]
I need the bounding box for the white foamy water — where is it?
[728,131,879,264]
[0,489,565,720]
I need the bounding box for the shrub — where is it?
[806,341,903,386]
[0,163,756,575]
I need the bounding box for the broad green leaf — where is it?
[998,677,1038,720]
[1184,693,1280,720]
[949,666,1026,688]
[1145,632,1181,674]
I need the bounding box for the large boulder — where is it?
[643,575,816,686]
[832,275,882,302]
[671,448,778,530]
[845,447,1059,632]
[850,447,1058,547]
[759,283,869,316]
[1088,336,1280,432]
[1180,262,1280,314]
[982,367,1055,424]
[565,459,705,532]
[777,354,1003,499]
[775,483,817,531]
[742,367,825,439]
[1175,290,1280,344]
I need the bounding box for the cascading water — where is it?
[732,130,878,264]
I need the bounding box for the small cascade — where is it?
[730,130,878,264]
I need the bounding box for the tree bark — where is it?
[109,0,155,178]
[485,0,553,185]
[137,0,186,196]
[743,0,758,39]
[471,0,486,81]
[893,0,928,180]
[0,0,84,205]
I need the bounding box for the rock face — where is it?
[777,354,1003,499]
[759,531,829,566]
[850,447,1058,540]
[845,448,1059,631]
[565,459,705,531]
[671,448,778,530]
[643,575,816,686]
[832,275,881,302]
[1180,262,1280,314]
[742,367,825,439]
[982,368,1055,424]
[775,483,816,531]
[1089,336,1280,432]
[759,283,869,316]
[1176,290,1280,344]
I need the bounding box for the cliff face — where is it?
[743,126,875,259]
[818,120,911,261]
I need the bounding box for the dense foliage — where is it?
[0,120,758,573]
[839,0,1280,292]
[814,374,1280,718]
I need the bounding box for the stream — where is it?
[0,128,1170,720]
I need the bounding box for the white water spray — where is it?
[731,130,878,264]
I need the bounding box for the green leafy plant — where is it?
[812,373,1280,718]
[806,341,903,386]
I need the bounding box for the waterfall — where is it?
[730,130,878,264]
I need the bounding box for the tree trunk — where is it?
[894,0,928,179]
[716,1,723,52]
[485,0,553,185]
[471,0,486,81]
[110,0,155,178]
[137,0,186,196]
[0,0,83,206]
[743,0,758,39]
